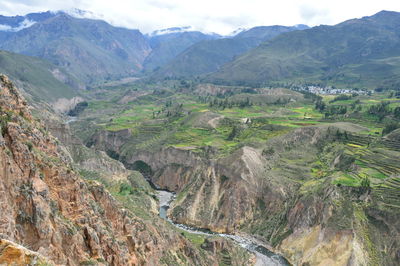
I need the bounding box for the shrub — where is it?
[262,147,275,157]
[119,182,133,195]
[329,94,352,103]
[382,122,399,136]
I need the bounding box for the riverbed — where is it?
[157,190,290,266]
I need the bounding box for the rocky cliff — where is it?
[0,75,253,265]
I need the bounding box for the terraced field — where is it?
[318,130,400,206]
[73,83,400,190]
[373,176,400,209]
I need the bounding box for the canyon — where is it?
[1,8,400,266]
[0,76,253,265]
[85,115,400,265]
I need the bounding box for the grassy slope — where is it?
[0,50,78,102]
[155,26,307,78]
[209,11,400,88]
[0,14,150,84]
[144,31,218,72]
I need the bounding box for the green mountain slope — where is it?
[0,13,151,84]
[153,25,308,78]
[0,50,78,103]
[144,30,219,72]
[209,11,400,88]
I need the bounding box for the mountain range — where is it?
[0,11,151,84]
[208,11,400,88]
[0,10,399,96]
[153,24,309,78]
[0,10,310,88]
[143,27,220,72]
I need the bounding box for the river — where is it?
[157,190,291,266]
[66,116,77,124]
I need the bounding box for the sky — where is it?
[1,0,400,35]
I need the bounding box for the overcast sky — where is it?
[1,0,400,34]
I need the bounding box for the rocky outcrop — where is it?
[0,75,253,265]
[51,96,84,114]
[385,128,400,141]
[126,146,203,176]
[0,239,53,265]
[44,114,133,183]
[88,128,133,158]
[114,145,285,234]
[169,148,286,234]
[279,226,355,265]
[0,74,138,264]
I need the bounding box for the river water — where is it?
[66,116,77,124]
[157,190,291,266]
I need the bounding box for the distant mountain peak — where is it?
[294,24,309,30]
[149,26,194,36]
[374,10,399,15]
[227,24,309,38]
[65,8,93,17]
[0,10,65,32]
[369,10,400,21]
[62,8,102,20]
[226,28,248,37]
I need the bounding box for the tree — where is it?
[227,126,239,141]
[262,147,275,157]
[360,176,371,193]
[368,101,391,121]
[382,122,399,136]
[315,100,326,112]
[394,107,400,119]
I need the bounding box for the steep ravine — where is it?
[83,125,293,264]
[157,189,290,266]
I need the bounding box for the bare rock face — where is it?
[120,145,285,234]
[0,239,53,265]
[46,117,133,183]
[0,75,132,264]
[88,128,133,156]
[0,75,250,265]
[51,96,84,114]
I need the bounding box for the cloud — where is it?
[299,5,331,24]
[0,0,399,34]
[15,18,36,30]
[0,18,36,31]
[0,24,13,31]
